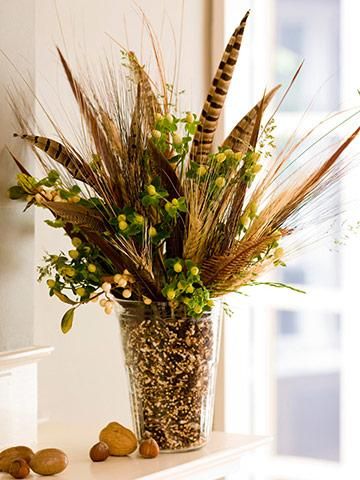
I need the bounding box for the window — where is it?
[220,1,360,479]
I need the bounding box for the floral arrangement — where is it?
[8,11,359,332]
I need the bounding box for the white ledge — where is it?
[32,424,271,480]
[0,345,53,369]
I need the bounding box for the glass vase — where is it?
[117,300,223,452]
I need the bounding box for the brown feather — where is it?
[190,11,250,163]
[222,85,281,153]
[148,141,182,198]
[202,235,276,286]
[13,133,96,185]
[43,201,106,232]
[128,51,162,125]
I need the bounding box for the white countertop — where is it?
[0,423,270,480]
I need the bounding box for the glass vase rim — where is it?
[113,298,223,307]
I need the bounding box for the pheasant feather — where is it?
[223,85,281,153]
[13,134,95,185]
[190,10,250,163]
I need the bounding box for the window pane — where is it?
[276,309,341,461]
[275,0,340,112]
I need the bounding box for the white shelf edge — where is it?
[139,435,271,480]
[0,345,54,369]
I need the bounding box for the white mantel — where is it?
[0,346,53,369]
[0,346,53,449]
[26,424,270,480]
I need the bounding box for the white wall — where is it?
[0,0,35,351]
[31,0,211,427]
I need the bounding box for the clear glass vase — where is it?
[117,300,223,452]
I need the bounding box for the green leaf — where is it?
[54,291,77,305]
[48,170,60,182]
[177,197,187,212]
[45,218,65,228]
[59,189,72,199]
[69,184,81,195]
[17,173,37,193]
[142,195,159,207]
[8,185,26,199]
[61,307,76,334]
[186,123,197,135]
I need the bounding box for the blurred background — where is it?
[0,1,359,479]
[222,1,360,479]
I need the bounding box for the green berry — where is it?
[134,214,144,225]
[65,267,76,278]
[216,153,226,163]
[147,185,157,196]
[72,237,82,248]
[174,262,183,273]
[152,129,162,139]
[149,226,157,237]
[69,249,79,260]
[240,213,250,228]
[119,220,128,231]
[190,266,199,276]
[249,202,258,218]
[76,287,86,297]
[167,289,176,300]
[185,112,194,123]
[215,176,226,188]
[197,165,207,177]
[172,133,182,145]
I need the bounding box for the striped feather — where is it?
[202,235,275,286]
[14,134,93,184]
[222,84,281,153]
[128,51,162,126]
[44,201,106,232]
[190,10,250,163]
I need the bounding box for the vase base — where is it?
[159,437,208,453]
